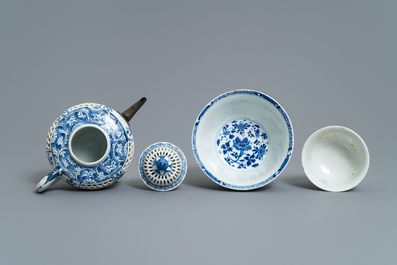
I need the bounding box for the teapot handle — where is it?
[36,166,62,193]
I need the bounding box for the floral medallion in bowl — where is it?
[192,90,293,190]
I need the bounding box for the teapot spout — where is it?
[121,97,147,123]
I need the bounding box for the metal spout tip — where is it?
[122,97,147,122]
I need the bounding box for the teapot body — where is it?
[46,103,134,190]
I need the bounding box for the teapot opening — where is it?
[68,124,110,167]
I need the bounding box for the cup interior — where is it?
[69,124,110,167]
[302,126,369,192]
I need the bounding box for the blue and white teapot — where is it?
[36,97,146,192]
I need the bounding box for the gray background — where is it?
[1,1,396,264]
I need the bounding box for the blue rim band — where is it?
[192,90,294,190]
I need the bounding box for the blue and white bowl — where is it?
[36,98,146,192]
[192,90,293,190]
[138,142,187,191]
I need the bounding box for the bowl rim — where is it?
[301,125,370,192]
[192,89,294,190]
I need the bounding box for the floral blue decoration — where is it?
[139,142,187,191]
[46,104,133,188]
[216,119,269,169]
[152,156,173,175]
[192,90,294,190]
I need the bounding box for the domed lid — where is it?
[138,142,187,191]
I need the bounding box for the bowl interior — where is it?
[193,91,292,189]
[302,126,369,192]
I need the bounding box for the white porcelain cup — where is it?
[302,126,370,192]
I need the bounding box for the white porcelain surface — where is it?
[192,90,293,190]
[68,124,111,167]
[302,126,370,192]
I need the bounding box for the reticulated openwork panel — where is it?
[46,103,134,189]
[46,120,58,151]
[80,179,114,190]
[142,146,182,186]
[139,142,187,191]
[122,140,135,172]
